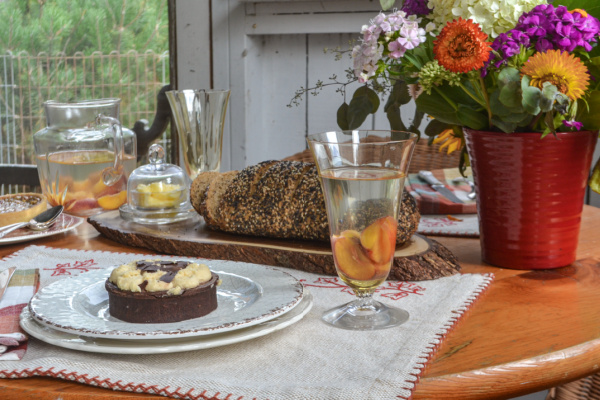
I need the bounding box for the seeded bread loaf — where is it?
[191,160,420,244]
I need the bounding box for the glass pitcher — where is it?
[33,98,137,217]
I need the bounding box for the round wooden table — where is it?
[1,206,600,400]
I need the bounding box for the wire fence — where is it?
[0,50,170,168]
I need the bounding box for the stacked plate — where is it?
[20,260,313,354]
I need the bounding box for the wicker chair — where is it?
[0,164,41,194]
[546,375,600,400]
[283,136,461,173]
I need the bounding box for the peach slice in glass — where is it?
[332,235,376,281]
[360,216,398,265]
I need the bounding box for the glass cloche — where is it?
[120,144,193,224]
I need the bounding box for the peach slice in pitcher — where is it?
[360,216,397,265]
[332,235,376,281]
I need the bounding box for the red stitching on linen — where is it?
[0,366,244,400]
[393,273,495,400]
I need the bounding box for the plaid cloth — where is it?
[406,168,477,215]
[0,268,39,360]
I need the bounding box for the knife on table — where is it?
[418,170,464,204]
[0,267,16,301]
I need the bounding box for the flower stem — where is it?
[433,86,458,111]
[478,76,493,129]
[459,81,486,108]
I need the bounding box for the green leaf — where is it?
[522,85,542,115]
[353,86,380,113]
[424,119,451,137]
[385,104,407,132]
[347,96,372,130]
[457,104,488,130]
[337,103,350,131]
[491,116,518,133]
[591,158,600,195]
[415,84,481,126]
[379,0,396,11]
[540,83,559,113]
[544,111,556,134]
[578,90,600,129]
[384,81,411,113]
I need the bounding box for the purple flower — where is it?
[401,0,430,16]
[484,4,600,73]
[563,120,584,131]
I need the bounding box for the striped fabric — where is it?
[0,269,39,360]
[406,168,477,215]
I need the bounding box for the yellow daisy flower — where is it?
[433,128,463,154]
[521,50,590,100]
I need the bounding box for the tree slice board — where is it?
[88,211,460,281]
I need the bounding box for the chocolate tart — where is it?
[105,260,219,324]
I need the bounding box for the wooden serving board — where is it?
[88,211,460,281]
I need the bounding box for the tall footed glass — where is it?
[307,130,417,330]
[166,89,230,181]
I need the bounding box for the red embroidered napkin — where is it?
[407,168,477,215]
[0,269,39,360]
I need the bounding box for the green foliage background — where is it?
[0,0,169,164]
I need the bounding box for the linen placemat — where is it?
[407,168,477,215]
[0,245,493,400]
[418,214,480,237]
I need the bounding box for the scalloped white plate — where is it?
[0,214,84,245]
[20,289,312,354]
[29,261,304,339]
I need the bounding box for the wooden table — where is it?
[1,206,600,400]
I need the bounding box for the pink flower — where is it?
[563,120,584,130]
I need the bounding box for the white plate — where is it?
[21,289,312,354]
[29,261,304,339]
[0,214,84,245]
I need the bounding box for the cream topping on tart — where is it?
[109,260,212,296]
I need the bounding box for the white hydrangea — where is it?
[426,0,546,37]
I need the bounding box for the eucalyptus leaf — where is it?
[384,81,411,113]
[490,91,514,116]
[497,66,522,108]
[498,67,521,85]
[386,105,407,132]
[499,84,521,108]
[337,103,350,131]
[353,86,380,113]
[540,83,559,113]
[347,95,372,129]
[522,85,542,115]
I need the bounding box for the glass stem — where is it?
[352,289,376,311]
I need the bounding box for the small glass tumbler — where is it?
[307,130,417,330]
[166,89,230,181]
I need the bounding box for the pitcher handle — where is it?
[96,114,124,186]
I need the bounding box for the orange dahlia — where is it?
[521,50,589,100]
[433,18,492,73]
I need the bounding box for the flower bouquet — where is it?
[341,0,600,188]
[330,0,600,269]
